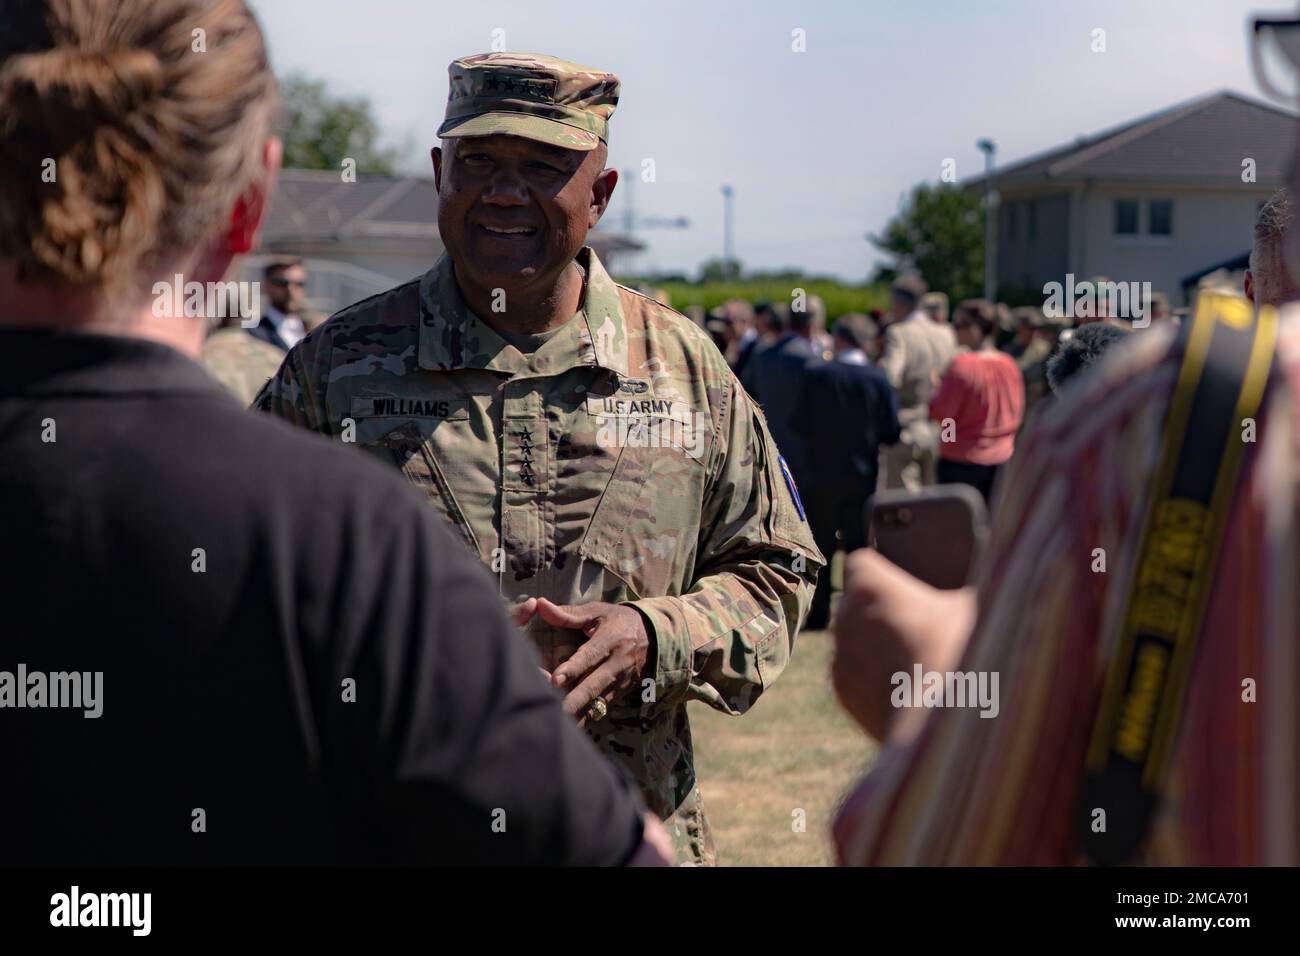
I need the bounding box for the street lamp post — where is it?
[977,139,997,301]
[721,184,734,278]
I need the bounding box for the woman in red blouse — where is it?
[928,299,1026,502]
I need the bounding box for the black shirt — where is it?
[0,330,643,865]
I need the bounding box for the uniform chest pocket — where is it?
[359,420,480,554]
[357,419,431,476]
[578,414,711,599]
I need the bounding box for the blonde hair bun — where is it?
[0,0,277,291]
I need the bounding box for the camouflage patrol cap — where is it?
[437,53,620,152]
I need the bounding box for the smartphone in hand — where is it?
[867,485,989,590]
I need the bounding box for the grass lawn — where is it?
[689,626,877,866]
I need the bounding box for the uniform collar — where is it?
[417,246,630,378]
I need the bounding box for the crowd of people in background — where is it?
[683,254,1208,626]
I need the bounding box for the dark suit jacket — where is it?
[795,353,901,499]
[732,333,760,379]
[247,315,292,352]
[740,333,820,483]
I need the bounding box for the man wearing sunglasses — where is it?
[250,256,311,352]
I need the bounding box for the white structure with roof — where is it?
[966,91,1295,305]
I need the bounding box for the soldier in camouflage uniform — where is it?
[254,52,823,865]
[202,324,284,406]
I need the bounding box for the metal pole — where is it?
[721,184,734,276]
[978,140,997,301]
[622,169,635,236]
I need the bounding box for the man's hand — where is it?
[535,598,653,725]
[508,596,538,628]
[831,549,976,744]
[508,597,551,680]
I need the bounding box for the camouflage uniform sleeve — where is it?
[251,345,329,435]
[624,373,825,716]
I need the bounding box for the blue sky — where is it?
[251,0,1279,280]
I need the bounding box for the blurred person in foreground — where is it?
[879,274,957,491]
[255,52,821,865]
[0,0,668,866]
[927,299,1024,503]
[828,174,1300,868]
[795,313,900,629]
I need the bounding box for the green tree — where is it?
[698,257,743,283]
[279,74,399,174]
[869,183,984,301]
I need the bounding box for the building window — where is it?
[1028,200,1037,240]
[1008,201,1020,242]
[1148,199,1173,236]
[1114,199,1139,235]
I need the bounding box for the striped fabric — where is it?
[834,305,1300,866]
